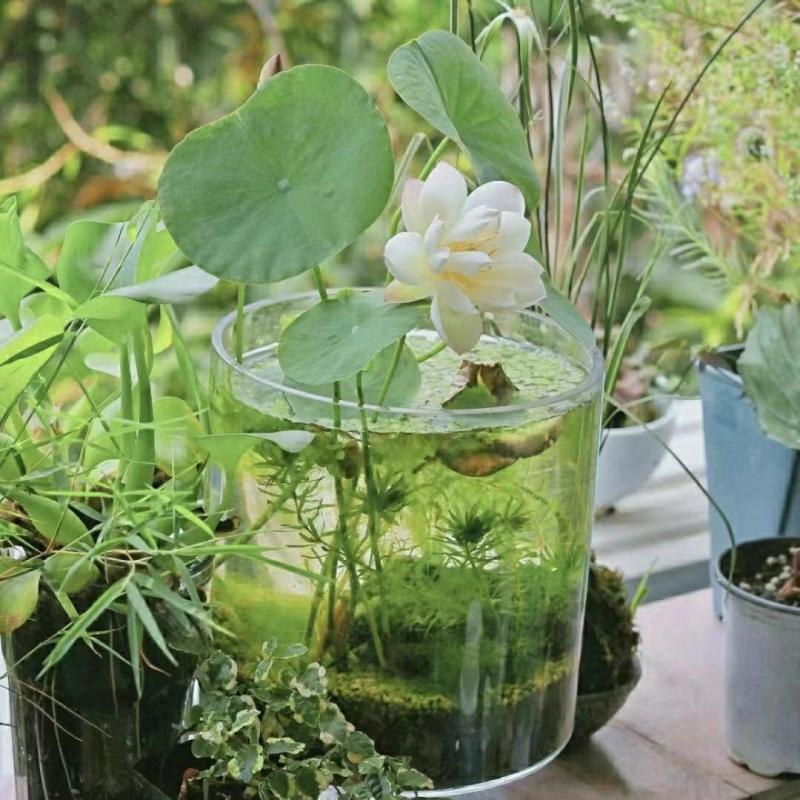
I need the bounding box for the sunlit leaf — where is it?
[0,315,65,409]
[108,265,218,304]
[0,567,40,634]
[194,430,315,480]
[72,295,147,344]
[0,197,50,328]
[5,489,90,547]
[388,30,540,208]
[158,65,394,284]
[153,396,203,477]
[284,342,421,420]
[43,551,100,594]
[277,290,425,383]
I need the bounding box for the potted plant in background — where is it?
[0,201,310,798]
[597,0,800,609]
[593,341,677,513]
[711,304,799,775]
[716,536,800,777]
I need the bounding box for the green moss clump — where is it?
[331,670,457,718]
[578,560,639,694]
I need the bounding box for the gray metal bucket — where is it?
[699,353,800,615]
[716,538,800,777]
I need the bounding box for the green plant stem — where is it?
[421,137,451,180]
[416,341,446,363]
[127,328,155,493]
[235,284,246,364]
[370,337,405,423]
[118,341,135,483]
[165,305,210,433]
[466,0,476,52]
[356,371,389,641]
[311,265,329,300]
[387,137,451,242]
[541,0,556,275]
[450,0,458,36]
[356,372,383,577]
[307,264,354,655]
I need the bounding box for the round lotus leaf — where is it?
[158,65,394,284]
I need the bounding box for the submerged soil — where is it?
[330,656,575,786]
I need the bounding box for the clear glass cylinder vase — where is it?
[209,289,603,795]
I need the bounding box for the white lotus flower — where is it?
[384,162,546,354]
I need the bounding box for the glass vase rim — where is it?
[211,289,604,421]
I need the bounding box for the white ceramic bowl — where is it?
[594,400,676,512]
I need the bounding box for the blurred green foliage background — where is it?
[2,0,798,370]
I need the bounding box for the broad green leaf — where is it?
[195,430,315,479]
[0,433,24,483]
[284,342,421,420]
[0,568,40,634]
[153,396,203,477]
[18,292,72,329]
[5,489,90,547]
[57,220,139,304]
[72,295,147,344]
[278,290,425,383]
[158,65,394,284]
[0,315,65,409]
[56,202,175,305]
[43,551,100,594]
[740,305,800,450]
[136,219,181,282]
[108,265,218,304]
[0,197,50,328]
[388,30,540,208]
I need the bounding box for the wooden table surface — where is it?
[481,589,798,800]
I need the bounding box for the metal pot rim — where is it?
[716,537,800,617]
